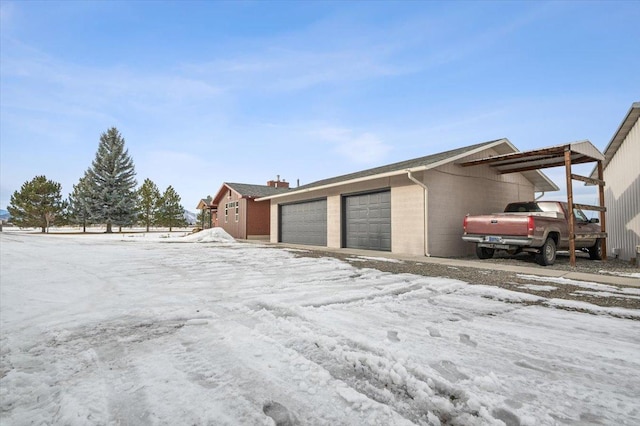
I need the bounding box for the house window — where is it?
[235,202,239,222]
[224,203,228,223]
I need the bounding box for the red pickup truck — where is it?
[462,201,603,266]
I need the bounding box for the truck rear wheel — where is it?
[589,239,603,260]
[476,245,495,260]
[535,238,556,266]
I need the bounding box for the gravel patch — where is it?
[290,249,640,312]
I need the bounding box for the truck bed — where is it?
[463,213,563,237]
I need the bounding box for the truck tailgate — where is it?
[465,214,529,236]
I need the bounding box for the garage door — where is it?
[279,199,327,246]
[344,190,391,251]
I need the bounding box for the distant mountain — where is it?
[0,209,10,220]
[184,210,197,225]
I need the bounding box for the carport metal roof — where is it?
[458,140,607,267]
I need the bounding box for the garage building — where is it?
[258,139,559,257]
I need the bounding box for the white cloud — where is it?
[181,46,409,93]
[314,127,391,164]
[0,38,222,121]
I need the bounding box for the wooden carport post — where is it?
[598,161,607,261]
[564,149,577,267]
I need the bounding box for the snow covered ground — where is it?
[1,229,639,425]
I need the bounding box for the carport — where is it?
[458,140,607,267]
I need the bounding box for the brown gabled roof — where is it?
[211,182,291,205]
[195,196,213,210]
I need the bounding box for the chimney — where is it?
[267,176,290,189]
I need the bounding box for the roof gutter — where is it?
[406,170,430,257]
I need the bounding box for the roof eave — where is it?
[211,183,238,205]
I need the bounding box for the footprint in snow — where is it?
[459,334,478,347]
[492,407,521,426]
[428,327,441,337]
[263,401,298,426]
[387,330,400,342]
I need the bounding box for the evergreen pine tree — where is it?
[86,127,137,233]
[8,175,65,233]
[196,209,212,229]
[158,186,186,231]
[68,172,92,232]
[137,178,161,232]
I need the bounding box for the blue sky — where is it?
[1,1,639,212]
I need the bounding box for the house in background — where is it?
[211,179,291,240]
[590,102,640,263]
[258,139,559,258]
[195,196,215,229]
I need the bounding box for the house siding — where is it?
[246,198,271,239]
[219,191,246,239]
[604,116,640,262]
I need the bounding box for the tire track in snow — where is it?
[302,283,424,308]
[249,303,503,425]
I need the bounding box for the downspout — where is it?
[535,191,545,201]
[407,170,430,257]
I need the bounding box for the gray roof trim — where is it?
[257,138,556,200]
[215,182,291,202]
[589,102,640,180]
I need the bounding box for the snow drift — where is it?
[178,227,236,243]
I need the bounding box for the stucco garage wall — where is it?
[326,195,341,248]
[390,175,425,255]
[425,152,535,257]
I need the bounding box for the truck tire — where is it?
[535,238,556,266]
[589,239,603,260]
[476,245,495,259]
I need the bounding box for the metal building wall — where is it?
[604,117,640,262]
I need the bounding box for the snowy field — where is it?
[1,230,639,426]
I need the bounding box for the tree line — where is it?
[7,127,188,233]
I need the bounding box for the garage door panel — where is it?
[344,190,391,251]
[280,199,327,246]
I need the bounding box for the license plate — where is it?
[487,236,502,243]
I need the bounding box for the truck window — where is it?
[536,202,562,213]
[573,208,588,223]
[504,202,542,212]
